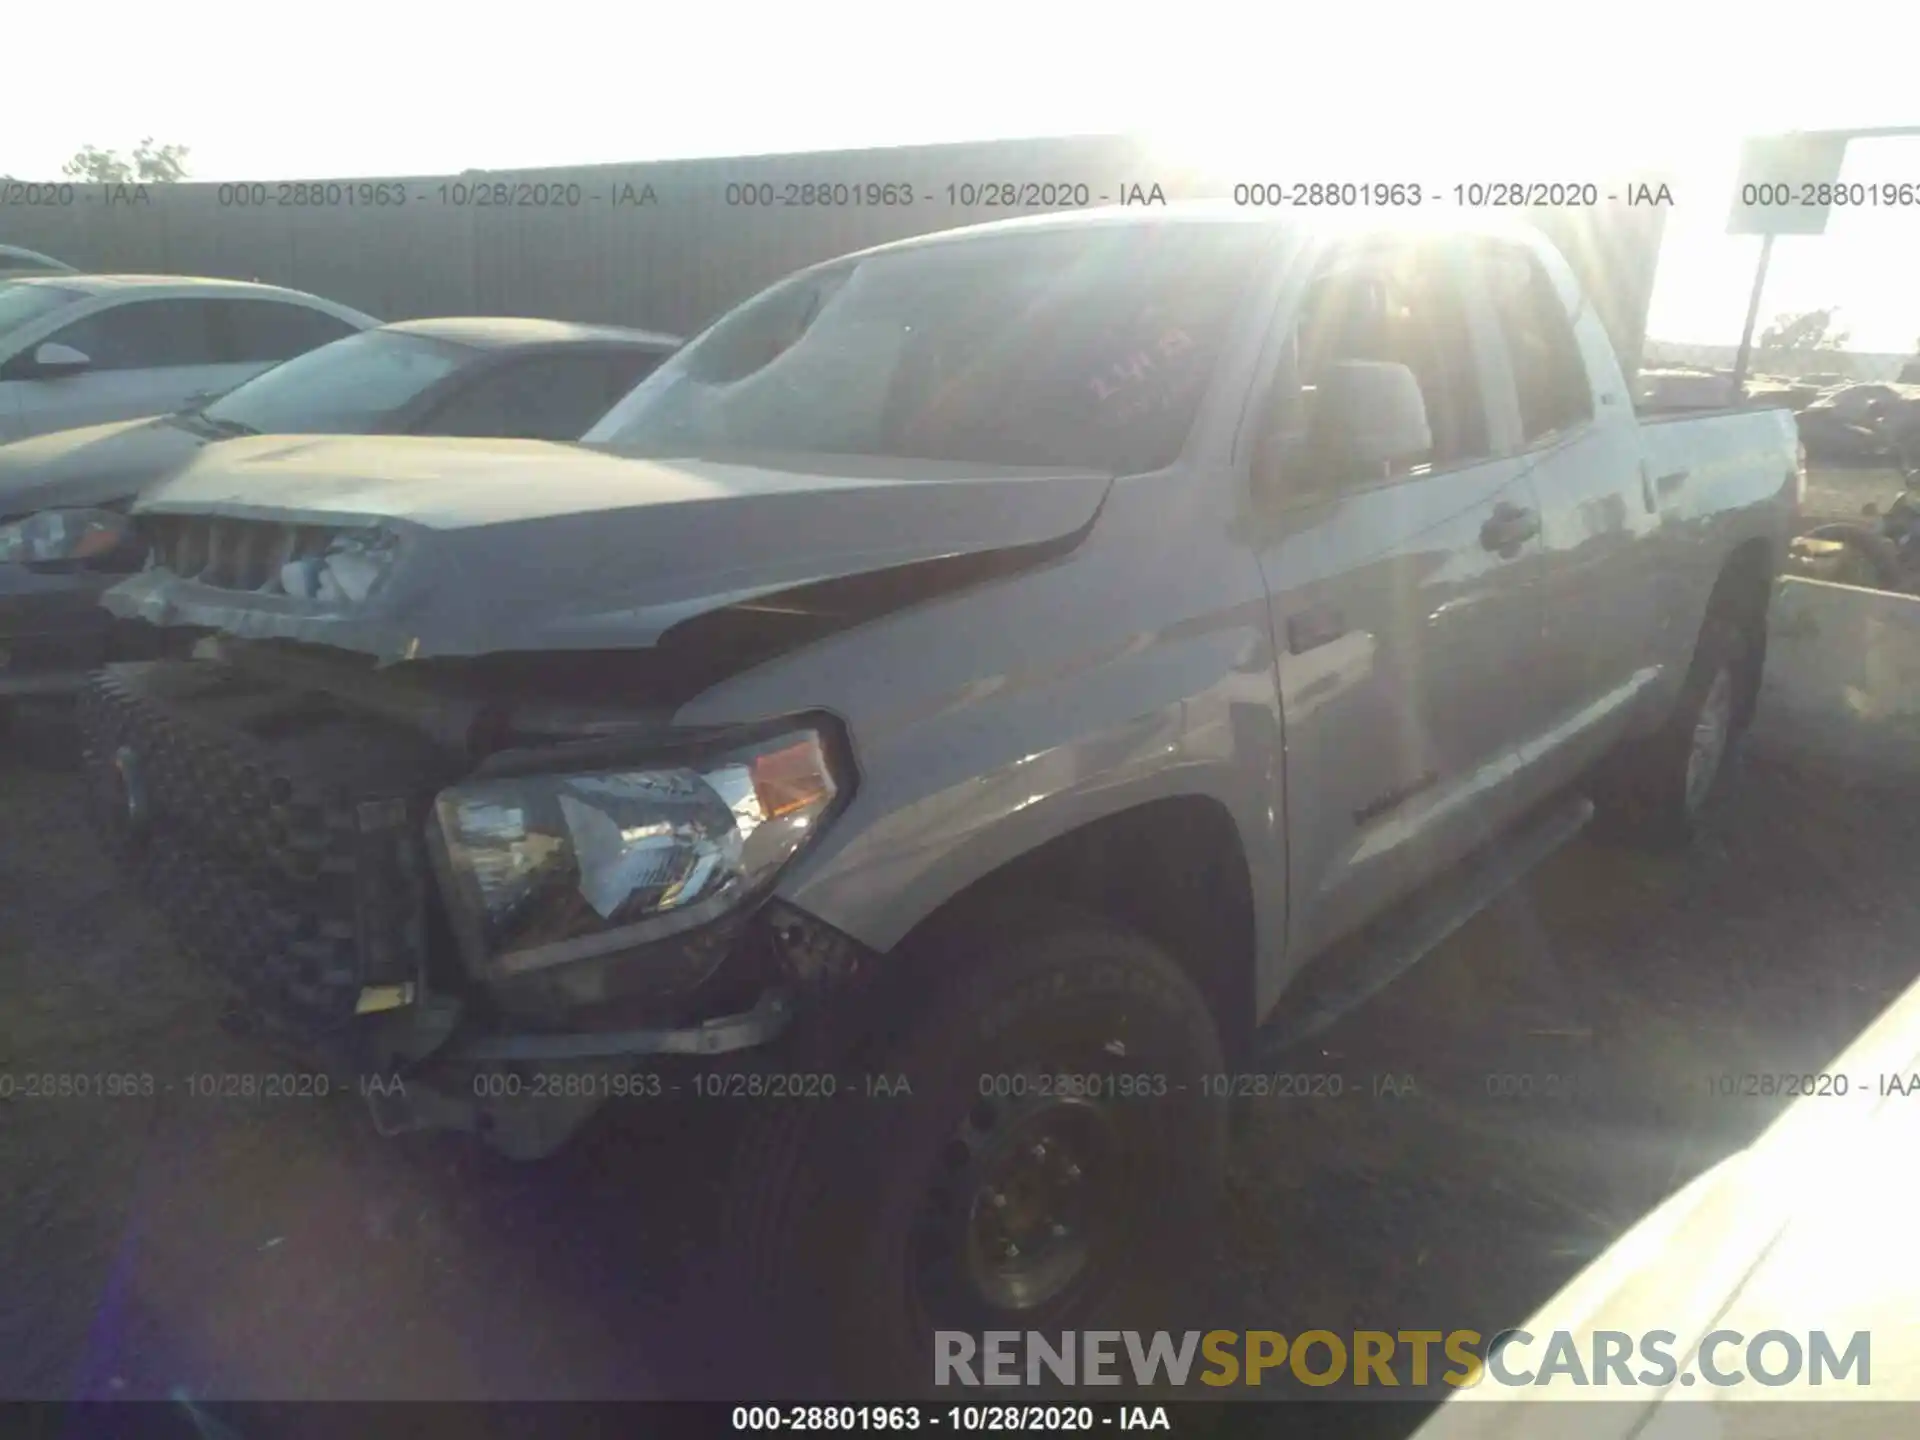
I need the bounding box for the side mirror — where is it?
[30,342,92,377]
[1303,361,1433,486]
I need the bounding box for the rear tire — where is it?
[722,904,1227,1396]
[1592,606,1759,849]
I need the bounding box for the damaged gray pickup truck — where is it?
[81,206,1800,1387]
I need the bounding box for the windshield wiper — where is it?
[168,409,255,439]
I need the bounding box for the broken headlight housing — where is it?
[430,728,843,987]
[0,508,134,565]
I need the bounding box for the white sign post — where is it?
[1726,133,1851,395]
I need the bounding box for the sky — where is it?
[5,0,1920,351]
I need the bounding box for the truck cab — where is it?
[78,205,1799,1392]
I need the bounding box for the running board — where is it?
[1256,794,1594,1055]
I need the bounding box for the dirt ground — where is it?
[5,680,1920,1410]
[1803,462,1906,527]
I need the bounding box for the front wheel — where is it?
[723,905,1227,1395]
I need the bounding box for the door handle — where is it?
[1479,502,1540,556]
[1655,468,1690,495]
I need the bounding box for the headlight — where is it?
[0,507,133,564]
[431,728,842,984]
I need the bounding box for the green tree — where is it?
[1757,307,1850,353]
[60,138,191,184]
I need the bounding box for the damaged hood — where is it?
[104,435,1113,662]
[0,415,206,519]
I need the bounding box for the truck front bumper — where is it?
[357,990,797,1160]
[77,659,873,1162]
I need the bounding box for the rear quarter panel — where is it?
[1636,406,1799,712]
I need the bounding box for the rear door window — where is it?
[213,299,361,363]
[43,298,222,370]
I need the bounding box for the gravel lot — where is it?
[5,668,1920,1409]
[1803,462,1906,527]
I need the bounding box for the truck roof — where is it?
[845,198,1563,257]
[840,197,1668,383]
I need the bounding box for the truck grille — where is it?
[140,515,366,594]
[76,660,455,1077]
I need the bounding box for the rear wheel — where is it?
[1592,606,1759,849]
[723,905,1227,1395]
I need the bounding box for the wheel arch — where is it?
[876,793,1263,1061]
[1710,536,1777,728]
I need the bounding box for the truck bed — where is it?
[1635,403,1800,515]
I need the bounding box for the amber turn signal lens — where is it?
[750,735,836,820]
[71,526,124,560]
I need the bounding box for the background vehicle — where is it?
[83,207,1798,1391]
[1794,382,1920,466]
[0,244,76,279]
[0,317,682,518]
[0,275,378,442]
[1791,411,1920,590]
[1818,380,1915,424]
[0,318,678,721]
[1635,368,1771,411]
[1796,397,1892,464]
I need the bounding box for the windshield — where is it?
[0,283,85,343]
[201,328,469,434]
[586,224,1274,473]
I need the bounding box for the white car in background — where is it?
[0,275,378,442]
[0,244,76,279]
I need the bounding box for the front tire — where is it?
[723,905,1227,1396]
